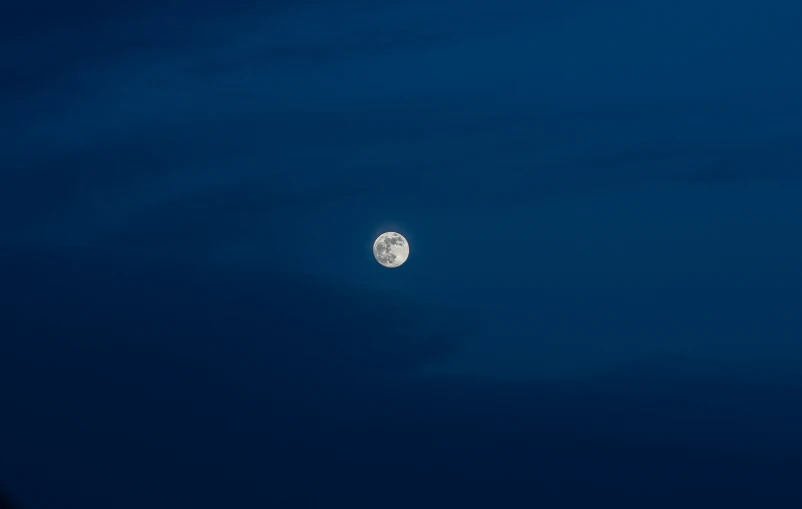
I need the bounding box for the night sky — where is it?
[2,1,802,507]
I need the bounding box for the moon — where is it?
[373,232,410,268]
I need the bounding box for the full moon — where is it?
[373,232,410,268]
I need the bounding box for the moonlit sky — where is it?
[2,1,802,507]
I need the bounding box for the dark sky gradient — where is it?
[2,1,802,507]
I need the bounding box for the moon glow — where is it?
[373,232,409,268]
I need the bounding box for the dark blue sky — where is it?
[2,1,802,507]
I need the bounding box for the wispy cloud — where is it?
[2,3,801,382]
